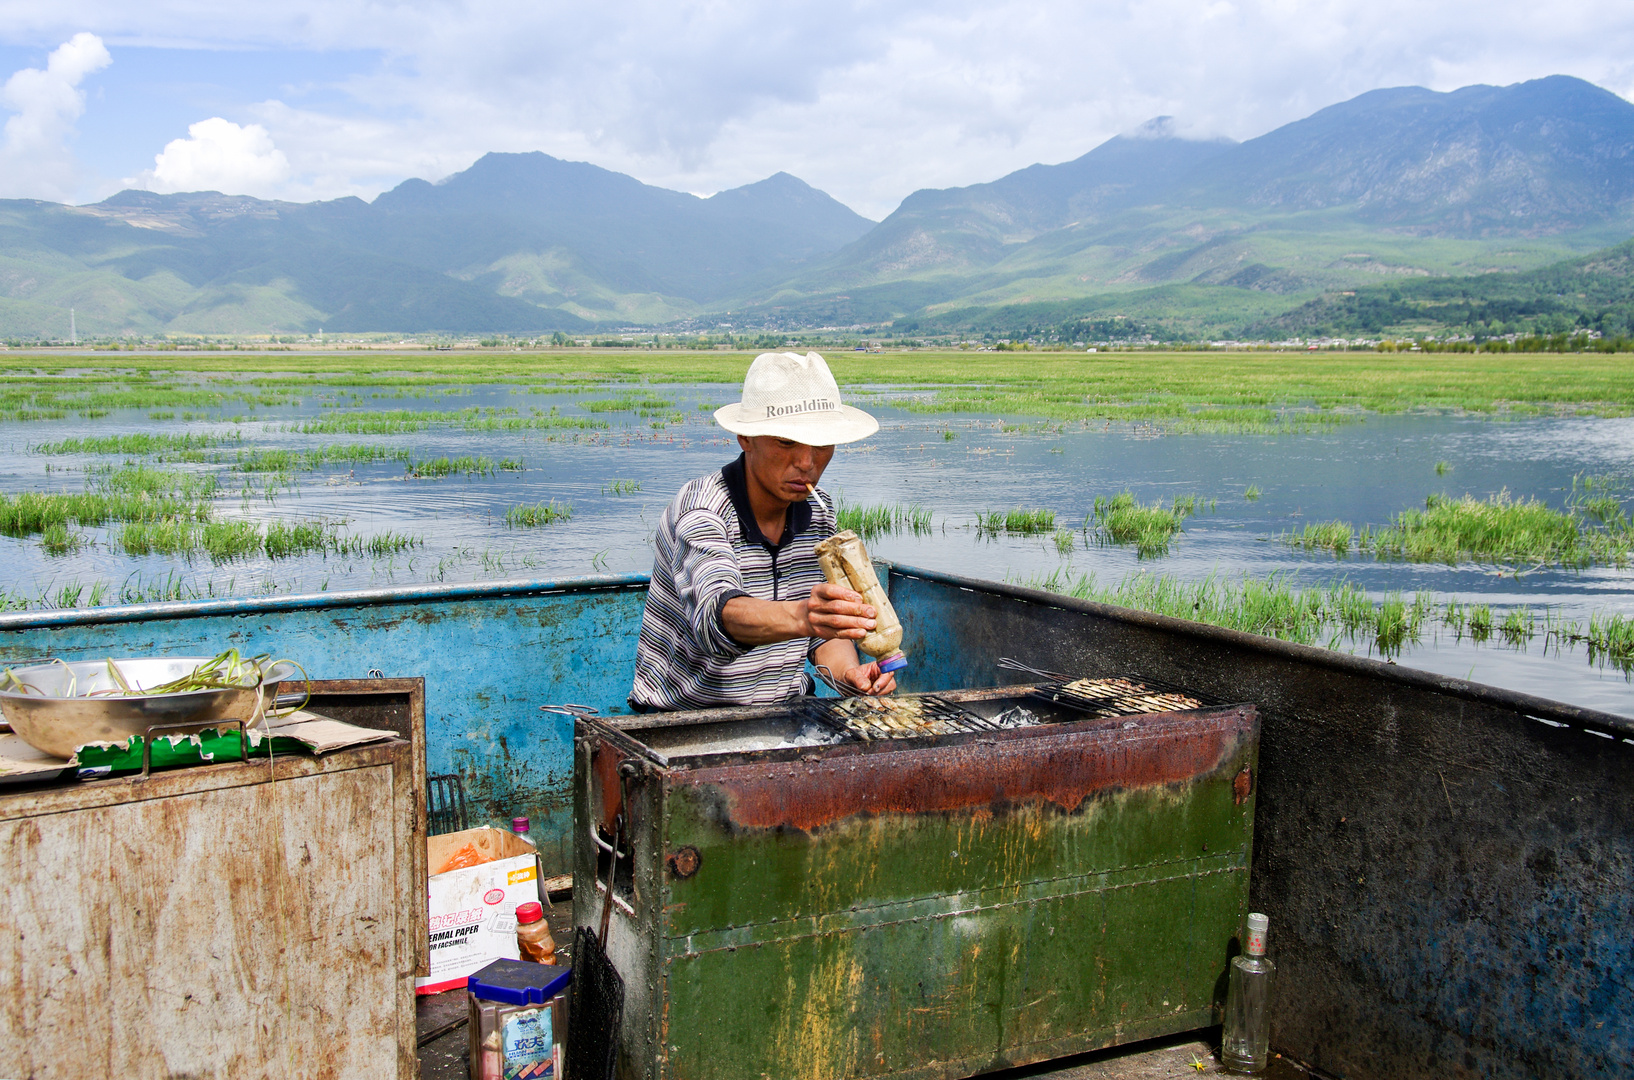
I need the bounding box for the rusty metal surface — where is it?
[0,689,424,1079]
[673,706,1253,834]
[577,698,1259,1080]
[887,564,1634,1080]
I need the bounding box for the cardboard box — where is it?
[417,827,542,994]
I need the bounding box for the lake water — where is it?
[3,378,1632,714]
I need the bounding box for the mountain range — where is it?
[2,74,1633,339]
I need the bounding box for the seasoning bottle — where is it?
[515,901,556,965]
[1222,912,1275,1073]
[814,530,908,673]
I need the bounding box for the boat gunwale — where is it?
[890,563,1634,737]
[1,561,1628,736]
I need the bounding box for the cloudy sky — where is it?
[1,1,1632,219]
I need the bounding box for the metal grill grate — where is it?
[425,773,469,836]
[802,695,1006,740]
[1028,676,1215,718]
[568,925,625,1080]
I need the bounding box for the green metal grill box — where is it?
[573,683,1260,1080]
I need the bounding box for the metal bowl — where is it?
[0,657,299,760]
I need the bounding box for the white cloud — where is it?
[10,2,1634,215]
[0,32,111,201]
[130,116,291,196]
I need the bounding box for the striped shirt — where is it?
[629,454,836,711]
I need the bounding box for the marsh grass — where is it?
[505,501,573,527]
[201,520,264,561]
[406,456,496,478]
[118,517,421,561]
[0,489,212,536]
[1089,491,1199,557]
[293,409,480,435]
[1019,567,1634,673]
[977,508,1056,536]
[836,501,935,540]
[119,519,199,556]
[1435,460,1450,476]
[235,444,411,472]
[39,522,80,556]
[98,464,219,501]
[263,521,332,559]
[1243,485,1261,501]
[1287,489,1633,567]
[35,432,239,455]
[1053,528,1076,554]
[581,394,675,415]
[8,350,1634,426]
[602,479,642,495]
[1285,521,1356,556]
[356,532,421,556]
[465,414,606,431]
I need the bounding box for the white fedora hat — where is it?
[714,351,879,445]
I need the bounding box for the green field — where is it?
[4,348,1633,426]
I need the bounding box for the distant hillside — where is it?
[1248,238,1634,340]
[792,118,1236,284]
[1183,76,1634,233]
[0,155,874,336]
[740,76,1634,326]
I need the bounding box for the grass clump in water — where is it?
[406,456,495,478]
[602,479,642,495]
[1285,521,1355,557]
[264,521,332,558]
[977,508,1055,536]
[838,501,934,540]
[34,432,237,455]
[39,522,81,556]
[292,408,486,435]
[236,445,411,472]
[1243,485,1261,501]
[201,520,264,561]
[1089,491,1197,557]
[119,519,199,556]
[1286,482,1634,568]
[506,501,572,527]
[581,394,675,415]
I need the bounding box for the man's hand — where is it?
[800,581,877,641]
[840,659,896,696]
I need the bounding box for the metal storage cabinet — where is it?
[574,685,1259,1080]
[0,678,427,1080]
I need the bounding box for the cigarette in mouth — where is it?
[807,483,829,514]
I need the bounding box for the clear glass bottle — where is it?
[1222,912,1275,1073]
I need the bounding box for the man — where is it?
[629,351,897,712]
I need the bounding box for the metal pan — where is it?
[0,657,299,760]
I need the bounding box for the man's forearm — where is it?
[719,595,809,646]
